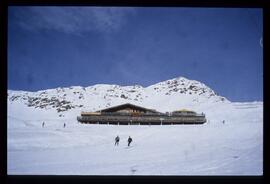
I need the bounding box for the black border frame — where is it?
[1,0,269,184]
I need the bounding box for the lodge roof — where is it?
[173,109,196,113]
[97,103,158,113]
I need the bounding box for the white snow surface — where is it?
[7,77,263,175]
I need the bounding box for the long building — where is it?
[77,103,206,125]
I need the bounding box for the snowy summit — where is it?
[8,77,228,119]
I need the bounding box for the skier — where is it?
[127,136,133,147]
[115,135,120,146]
[42,122,45,128]
[222,120,225,124]
[63,123,66,128]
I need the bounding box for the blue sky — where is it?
[8,7,263,102]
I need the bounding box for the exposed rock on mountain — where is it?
[8,77,229,118]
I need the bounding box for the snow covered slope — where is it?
[8,77,229,120]
[7,76,263,175]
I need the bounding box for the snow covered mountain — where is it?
[8,76,229,120]
[7,76,263,175]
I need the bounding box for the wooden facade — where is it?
[77,103,206,125]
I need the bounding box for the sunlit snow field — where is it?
[8,102,263,175]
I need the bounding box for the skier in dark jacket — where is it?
[127,136,132,147]
[63,123,66,128]
[42,122,45,128]
[115,135,120,146]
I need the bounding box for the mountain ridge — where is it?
[8,76,232,118]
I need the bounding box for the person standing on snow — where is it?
[127,136,133,147]
[63,123,66,128]
[42,122,45,128]
[115,135,120,146]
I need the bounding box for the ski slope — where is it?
[7,101,263,175]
